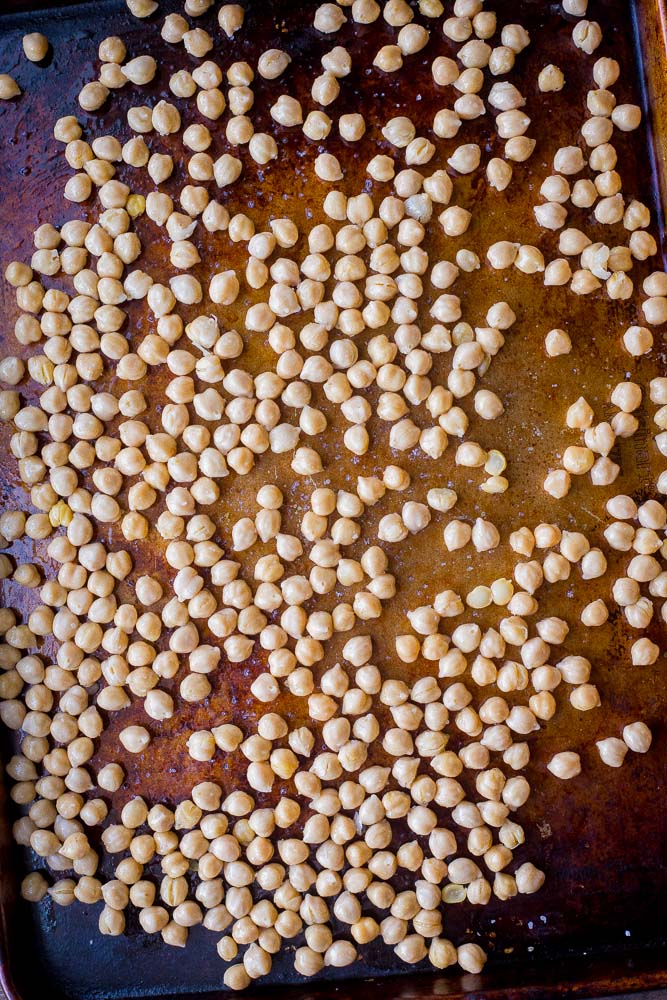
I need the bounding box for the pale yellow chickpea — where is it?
[572,19,602,54]
[249,133,278,165]
[538,62,565,91]
[126,0,158,15]
[622,721,652,753]
[338,112,365,142]
[547,751,581,779]
[269,95,302,128]
[374,43,402,72]
[119,725,150,753]
[213,2,243,35]
[0,74,21,100]
[597,737,628,768]
[254,49,289,86]
[483,157,511,192]
[23,33,49,62]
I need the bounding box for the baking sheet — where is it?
[0,0,666,998]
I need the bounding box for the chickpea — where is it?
[515,863,545,895]
[119,725,150,753]
[597,737,628,768]
[21,871,48,901]
[572,19,602,54]
[623,721,652,753]
[547,751,581,779]
[218,4,244,35]
[0,75,21,100]
[249,133,278,165]
[23,33,49,62]
[375,44,403,73]
[486,157,512,191]
[539,63,564,91]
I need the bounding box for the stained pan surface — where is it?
[0,0,665,998]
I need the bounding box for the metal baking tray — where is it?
[0,0,666,998]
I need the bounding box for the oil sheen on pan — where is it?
[0,0,665,998]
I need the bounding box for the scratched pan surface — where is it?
[0,0,666,998]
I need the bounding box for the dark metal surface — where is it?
[0,0,666,998]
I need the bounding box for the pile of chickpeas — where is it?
[0,0,663,990]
